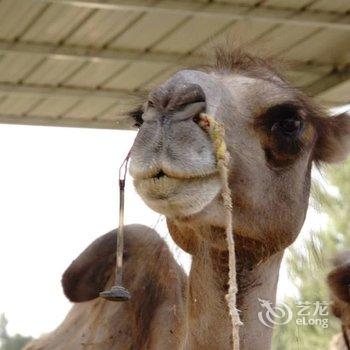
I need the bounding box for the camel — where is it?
[328,251,350,350]
[24,46,350,350]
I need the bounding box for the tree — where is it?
[0,314,32,350]
[273,159,350,349]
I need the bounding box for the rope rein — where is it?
[99,152,131,302]
[199,113,242,350]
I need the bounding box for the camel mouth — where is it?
[135,173,217,196]
[154,170,166,179]
[133,173,222,218]
[135,168,218,182]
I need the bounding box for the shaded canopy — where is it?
[0,0,349,130]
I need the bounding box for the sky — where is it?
[0,123,326,338]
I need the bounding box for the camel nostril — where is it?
[168,83,206,112]
[192,114,201,124]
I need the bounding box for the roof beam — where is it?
[0,82,135,100]
[0,41,333,75]
[0,83,138,129]
[36,0,350,31]
[0,41,187,65]
[0,114,132,130]
[306,68,350,96]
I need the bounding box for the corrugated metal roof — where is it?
[0,0,349,130]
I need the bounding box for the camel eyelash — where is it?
[128,106,144,128]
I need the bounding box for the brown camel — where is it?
[328,251,350,350]
[24,46,350,350]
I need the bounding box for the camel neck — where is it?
[236,250,283,350]
[185,235,283,350]
[186,241,231,349]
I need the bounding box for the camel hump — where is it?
[24,225,187,350]
[62,224,165,302]
[328,251,350,304]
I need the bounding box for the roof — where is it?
[0,0,349,130]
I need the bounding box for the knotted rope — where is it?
[199,113,242,350]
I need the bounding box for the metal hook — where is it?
[100,151,131,302]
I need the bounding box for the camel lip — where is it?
[134,173,220,193]
[133,173,222,217]
[134,168,218,182]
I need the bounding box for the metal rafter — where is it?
[0,114,132,129]
[0,82,134,100]
[35,0,350,31]
[305,68,350,96]
[0,68,349,130]
[0,62,348,109]
[0,63,349,103]
[0,41,189,65]
[0,41,334,75]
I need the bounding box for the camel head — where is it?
[129,47,350,256]
[328,251,350,328]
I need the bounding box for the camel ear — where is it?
[327,263,350,303]
[314,112,350,163]
[62,231,116,302]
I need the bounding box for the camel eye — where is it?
[272,117,303,137]
[256,103,306,166]
[263,103,304,138]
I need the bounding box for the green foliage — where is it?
[273,159,350,349]
[0,314,32,350]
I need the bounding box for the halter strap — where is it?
[99,150,131,302]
